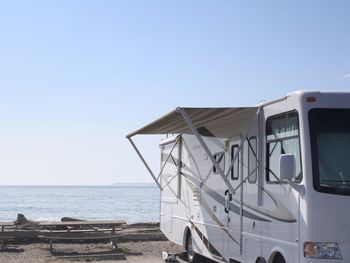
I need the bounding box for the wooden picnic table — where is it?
[0,220,127,252]
[38,220,127,253]
[39,220,126,234]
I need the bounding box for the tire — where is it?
[256,258,267,263]
[274,253,286,263]
[186,231,199,263]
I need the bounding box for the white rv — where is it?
[127,91,350,263]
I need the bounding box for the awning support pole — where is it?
[177,108,235,194]
[127,137,162,189]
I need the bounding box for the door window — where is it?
[231,144,239,180]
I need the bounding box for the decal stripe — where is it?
[242,187,297,223]
[190,182,240,246]
[184,173,270,222]
[190,222,228,263]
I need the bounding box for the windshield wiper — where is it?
[321,183,350,190]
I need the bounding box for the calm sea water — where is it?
[0,186,160,223]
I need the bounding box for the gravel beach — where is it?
[0,222,215,262]
[0,241,186,263]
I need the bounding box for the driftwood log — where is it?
[13,214,39,229]
[61,217,85,222]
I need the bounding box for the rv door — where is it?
[227,137,243,259]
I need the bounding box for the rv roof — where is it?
[126,107,258,138]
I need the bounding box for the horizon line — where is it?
[0,182,156,187]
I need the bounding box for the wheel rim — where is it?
[187,234,194,260]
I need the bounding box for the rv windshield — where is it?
[309,108,350,195]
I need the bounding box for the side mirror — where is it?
[279,154,295,181]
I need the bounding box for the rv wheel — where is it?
[256,258,267,263]
[273,253,286,263]
[186,232,199,263]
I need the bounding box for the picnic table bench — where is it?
[38,220,126,253]
[0,222,16,250]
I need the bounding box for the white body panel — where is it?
[156,91,350,263]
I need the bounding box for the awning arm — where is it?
[127,137,162,189]
[177,107,235,194]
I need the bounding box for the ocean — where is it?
[0,185,160,223]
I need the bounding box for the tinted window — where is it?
[309,108,350,195]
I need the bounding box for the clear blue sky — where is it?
[0,0,349,185]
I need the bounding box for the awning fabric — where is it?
[127,107,258,139]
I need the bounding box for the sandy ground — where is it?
[0,241,214,263]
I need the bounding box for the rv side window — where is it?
[248,137,258,183]
[213,152,225,174]
[266,111,302,183]
[231,145,239,180]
